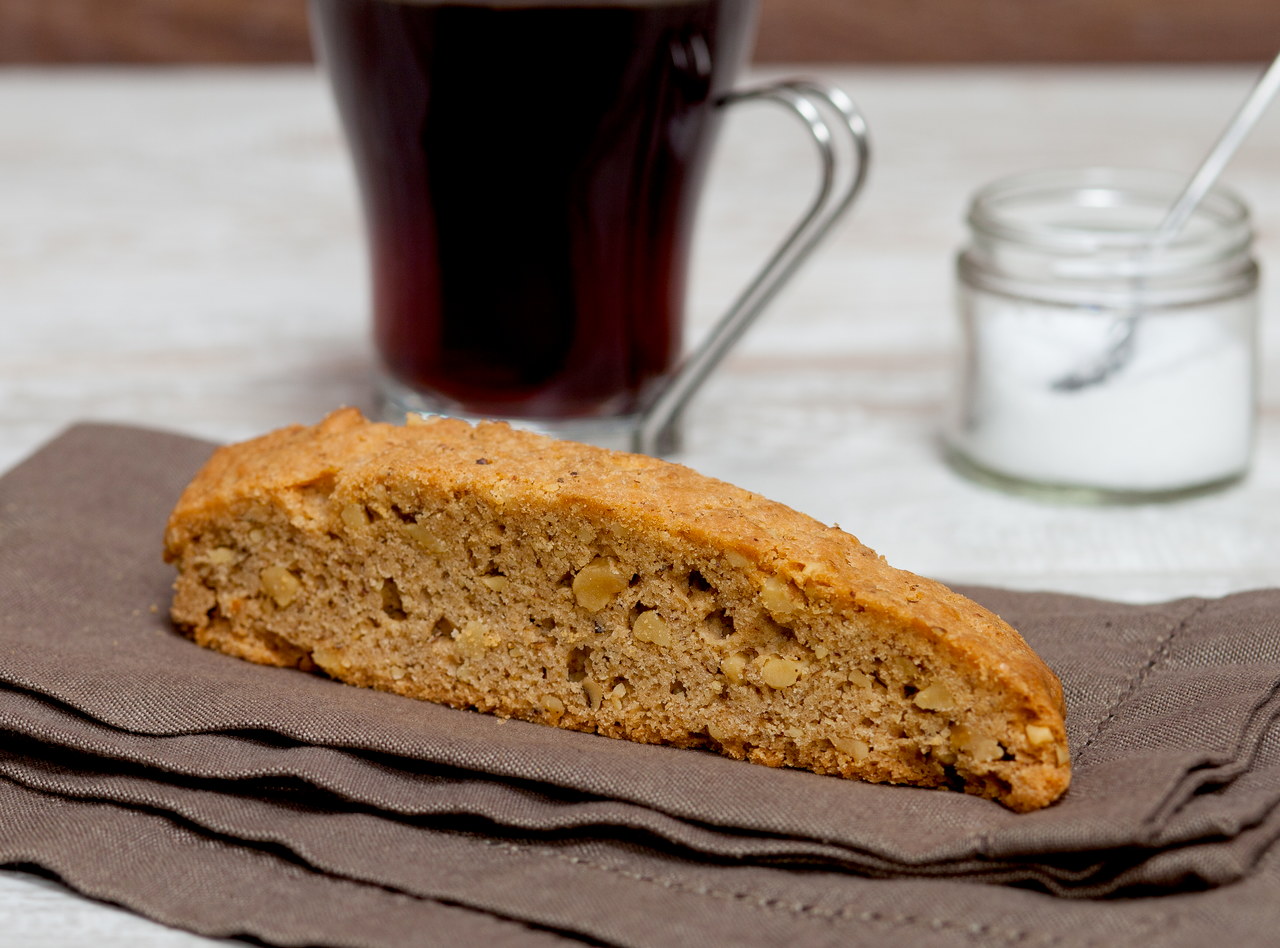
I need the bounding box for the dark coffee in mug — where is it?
[310,0,756,420]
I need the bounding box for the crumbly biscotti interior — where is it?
[166,409,1070,811]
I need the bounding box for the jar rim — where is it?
[967,167,1252,253]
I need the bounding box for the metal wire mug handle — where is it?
[633,81,871,456]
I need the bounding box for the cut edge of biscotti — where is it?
[164,408,1071,812]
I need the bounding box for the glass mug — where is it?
[310,0,869,454]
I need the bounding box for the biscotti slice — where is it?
[164,408,1070,811]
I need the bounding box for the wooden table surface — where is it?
[1,64,1278,944]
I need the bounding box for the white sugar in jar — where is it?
[945,168,1259,502]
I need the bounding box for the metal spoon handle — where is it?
[1053,54,1280,392]
[1158,51,1280,243]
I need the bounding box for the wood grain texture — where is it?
[0,0,312,64]
[753,0,1280,63]
[0,0,1274,64]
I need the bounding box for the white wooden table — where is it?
[2,64,1278,945]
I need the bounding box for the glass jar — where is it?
[945,167,1260,503]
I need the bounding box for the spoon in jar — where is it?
[1053,50,1280,392]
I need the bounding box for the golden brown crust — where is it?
[165,408,1070,811]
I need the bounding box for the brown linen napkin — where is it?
[2,423,1280,946]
